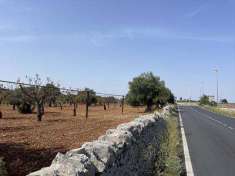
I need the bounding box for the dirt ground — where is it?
[222,103,235,109]
[0,104,146,176]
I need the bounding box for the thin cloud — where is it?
[84,27,235,46]
[0,35,37,42]
[1,27,234,45]
[185,3,208,18]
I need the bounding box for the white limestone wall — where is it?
[28,106,172,176]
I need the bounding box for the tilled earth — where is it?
[0,104,145,176]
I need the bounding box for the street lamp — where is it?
[213,69,219,104]
[200,81,204,97]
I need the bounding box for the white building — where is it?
[208,95,215,102]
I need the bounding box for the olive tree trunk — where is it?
[73,103,77,116]
[146,100,153,112]
[36,102,43,121]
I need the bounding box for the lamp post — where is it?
[213,69,219,104]
[200,81,204,97]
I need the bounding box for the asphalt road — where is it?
[179,106,235,176]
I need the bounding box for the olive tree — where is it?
[0,86,10,119]
[66,91,78,116]
[10,88,35,113]
[126,72,174,111]
[77,88,97,105]
[43,81,61,107]
[221,99,228,104]
[18,75,51,121]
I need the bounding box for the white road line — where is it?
[178,106,195,176]
[191,107,234,131]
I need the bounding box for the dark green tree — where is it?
[199,95,210,105]
[221,99,228,104]
[126,72,174,111]
[9,88,35,114]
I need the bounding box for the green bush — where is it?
[199,95,217,107]
[221,99,228,104]
[17,102,34,114]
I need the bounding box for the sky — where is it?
[0,0,234,102]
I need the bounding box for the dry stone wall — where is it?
[28,106,172,176]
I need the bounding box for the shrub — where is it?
[199,95,210,105]
[199,95,217,106]
[221,99,228,104]
[17,102,34,114]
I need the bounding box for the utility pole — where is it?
[201,81,204,96]
[213,69,219,104]
[86,91,89,119]
[121,96,124,114]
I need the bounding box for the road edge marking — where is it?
[178,105,195,176]
[191,107,234,131]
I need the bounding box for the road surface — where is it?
[179,106,235,176]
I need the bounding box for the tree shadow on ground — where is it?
[0,143,66,176]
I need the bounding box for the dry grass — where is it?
[203,104,235,118]
[162,111,185,176]
[0,104,146,176]
[153,109,185,176]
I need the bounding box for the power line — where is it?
[0,79,124,97]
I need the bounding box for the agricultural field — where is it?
[0,104,146,176]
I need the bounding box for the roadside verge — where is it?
[178,106,194,176]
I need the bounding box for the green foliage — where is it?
[199,95,217,106]
[77,88,97,105]
[199,95,210,105]
[8,88,35,114]
[126,72,175,111]
[96,96,104,105]
[56,94,67,105]
[42,83,61,106]
[0,88,10,104]
[153,108,185,176]
[17,102,34,114]
[221,99,228,104]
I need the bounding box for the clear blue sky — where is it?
[0,0,234,101]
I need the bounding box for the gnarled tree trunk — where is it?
[59,103,63,110]
[73,103,77,116]
[36,102,43,121]
[146,100,153,112]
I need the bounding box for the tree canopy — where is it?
[199,95,217,106]
[126,72,175,111]
[221,99,228,104]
